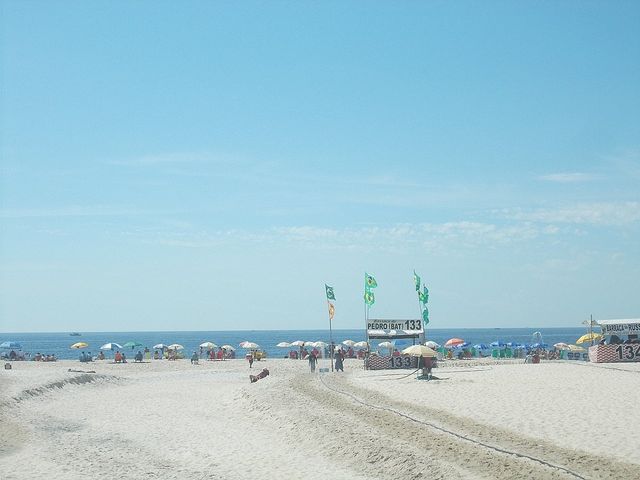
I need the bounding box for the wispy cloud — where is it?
[502,202,640,226]
[538,172,598,183]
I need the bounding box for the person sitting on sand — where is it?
[153,350,160,360]
[121,352,127,363]
[191,351,199,364]
[135,351,143,362]
[98,351,105,360]
[249,368,269,383]
[114,351,123,363]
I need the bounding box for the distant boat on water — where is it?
[69,332,81,336]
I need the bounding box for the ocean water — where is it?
[0,327,588,360]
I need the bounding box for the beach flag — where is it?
[365,273,377,289]
[328,301,335,320]
[325,284,336,300]
[419,285,429,304]
[364,290,375,306]
[422,307,429,324]
[414,270,421,291]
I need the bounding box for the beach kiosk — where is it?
[589,318,640,363]
[365,319,424,370]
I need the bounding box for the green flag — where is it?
[365,273,377,289]
[419,285,429,304]
[364,290,375,306]
[422,307,429,324]
[414,270,421,291]
[325,284,336,300]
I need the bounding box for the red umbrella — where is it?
[444,338,465,347]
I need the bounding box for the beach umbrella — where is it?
[568,344,586,352]
[276,342,291,348]
[342,340,356,347]
[378,341,394,350]
[290,340,305,347]
[221,345,235,351]
[554,342,570,350]
[0,341,22,349]
[313,341,328,348]
[444,338,465,348]
[100,343,122,351]
[123,341,142,350]
[490,340,506,347]
[199,342,217,349]
[240,342,260,350]
[473,344,489,350]
[402,345,437,357]
[153,343,167,350]
[168,344,184,350]
[424,341,440,349]
[353,341,369,349]
[576,333,602,344]
[70,342,89,349]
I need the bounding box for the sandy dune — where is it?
[1,357,638,479]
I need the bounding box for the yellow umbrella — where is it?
[402,345,437,357]
[576,333,602,344]
[70,342,88,349]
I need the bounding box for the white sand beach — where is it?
[1,357,638,479]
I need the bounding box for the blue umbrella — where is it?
[0,341,22,349]
[490,340,505,347]
[473,343,489,350]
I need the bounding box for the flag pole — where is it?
[328,301,334,372]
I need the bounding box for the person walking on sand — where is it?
[248,353,254,368]
[308,351,318,373]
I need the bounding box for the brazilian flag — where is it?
[365,273,377,289]
[325,284,336,300]
[422,307,429,324]
[414,271,421,291]
[364,290,375,306]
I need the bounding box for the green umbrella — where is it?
[123,341,142,350]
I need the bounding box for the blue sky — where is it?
[1,1,639,332]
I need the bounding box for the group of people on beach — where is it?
[307,349,344,373]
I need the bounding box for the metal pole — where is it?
[329,308,334,372]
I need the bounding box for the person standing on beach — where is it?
[335,350,344,372]
[308,351,318,372]
[248,353,254,368]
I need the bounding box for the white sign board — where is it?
[367,319,424,337]
[598,319,640,336]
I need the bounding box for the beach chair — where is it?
[505,348,512,358]
[491,349,499,358]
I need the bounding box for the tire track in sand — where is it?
[301,372,634,480]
